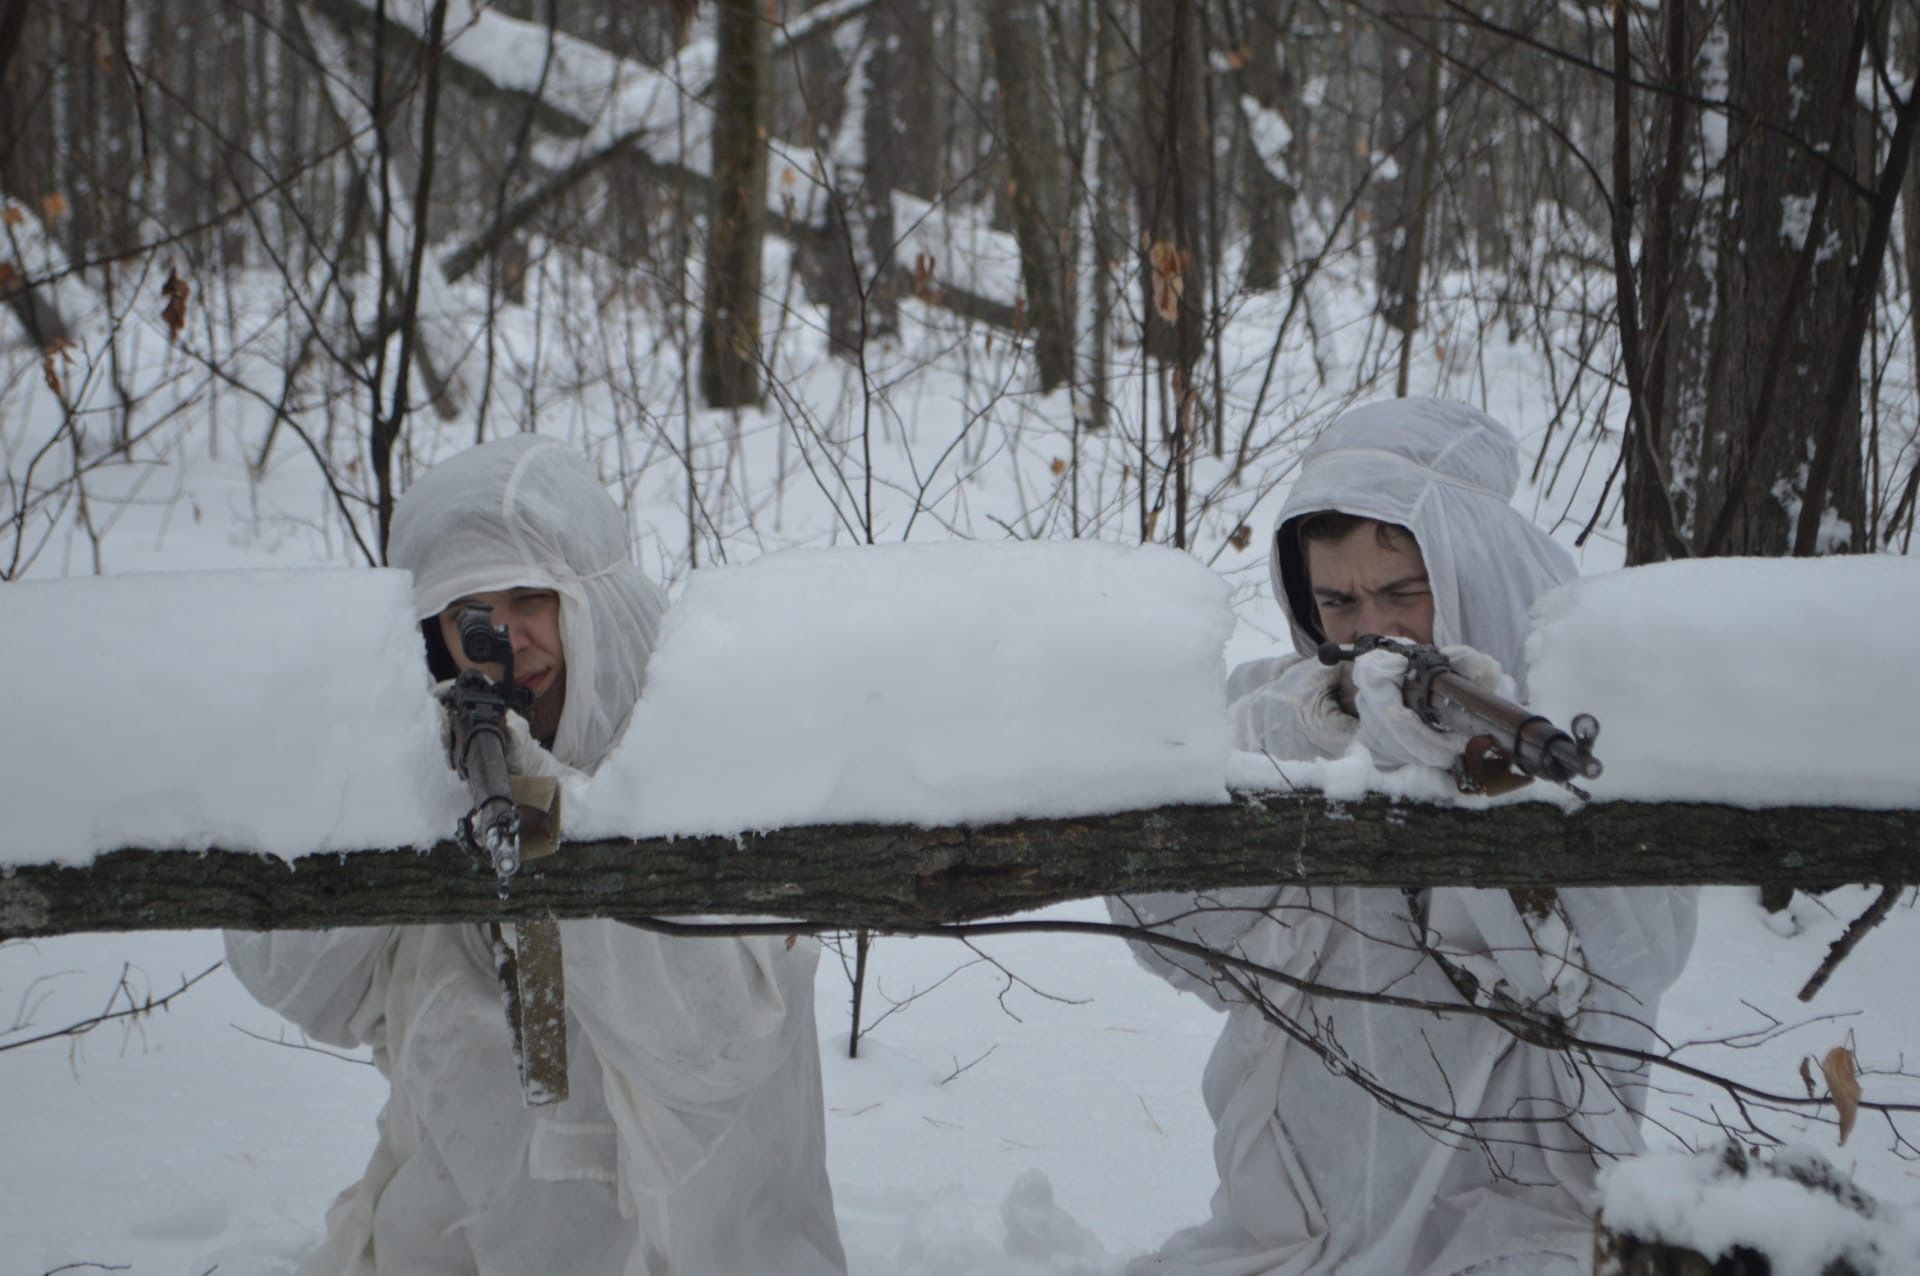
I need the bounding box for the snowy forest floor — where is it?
[5,887,1917,1274]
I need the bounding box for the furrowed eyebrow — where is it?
[1313,587,1357,603]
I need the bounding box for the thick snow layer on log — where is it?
[575,541,1233,837]
[1526,557,1920,809]
[0,569,462,866]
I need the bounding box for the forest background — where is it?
[7,0,1917,582]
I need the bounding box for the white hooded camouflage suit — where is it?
[226,436,846,1276]
[1113,399,1697,1276]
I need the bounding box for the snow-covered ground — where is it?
[9,887,1920,1274]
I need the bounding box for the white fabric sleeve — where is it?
[502,709,589,786]
[1113,655,1342,1008]
[559,920,820,1193]
[1107,887,1289,1010]
[1227,654,1357,759]
[223,926,396,1050]
[1424,885,1697,1041]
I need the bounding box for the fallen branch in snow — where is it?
[1798,882,1907,1003]
[3,790,1915,941]
[311,0,1019,355]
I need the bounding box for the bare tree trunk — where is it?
[370,0,453,555]
[1393,49,1441,396]
[700,0,770,408]
[1088,1,1129,439]
[1135,0,1207,547]
[1691,3,1866,556]
[826,0,933,350]
[1372,0,1436,335]
[1625,0,1704,566]
[1135,0,1206,369]
[987,0,1074,389]
[1236,0,1298,293]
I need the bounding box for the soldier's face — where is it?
[1303,524,1436,645]
[438,588,568,736]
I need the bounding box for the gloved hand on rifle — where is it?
[432,679,578,869]
[1348,644,1514,771]
[432,678,586,785]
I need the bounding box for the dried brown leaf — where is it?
[1820,1046,1861,1146]
[1227,524,1253,552]
[1799,1055,1817,1099]
[160,268,191,342]
[40,192,69,221]
[1049,458,1066,476]
[911,252,942,304]
[1148,240,1189,324]
[1,204,22,229]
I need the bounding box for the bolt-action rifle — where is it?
[443,604,569,1106]
[1318,634,1604,798]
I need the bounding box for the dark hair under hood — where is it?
[1271,397,1577,692]
[387,435,668,772]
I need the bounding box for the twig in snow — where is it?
[1799,884,1905,1002]
[939,1044,997,1085]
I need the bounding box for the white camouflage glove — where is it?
[432,678,583,784]
[1351,645,1509,771]
[1229,657,1359,758]
[500,707,586,784]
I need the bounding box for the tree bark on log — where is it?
[3,791,1914,941]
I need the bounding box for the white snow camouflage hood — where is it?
[388,434,667,771]
[1270,397,1577,686]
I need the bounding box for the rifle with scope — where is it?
[439,603,569,1106]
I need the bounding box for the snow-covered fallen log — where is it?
[3,549,1916,941]
[313,0,1023,330]
[3,790,1915,941]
